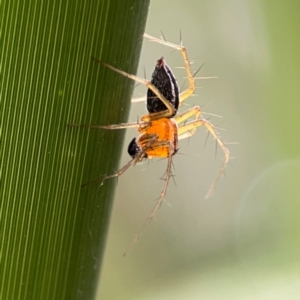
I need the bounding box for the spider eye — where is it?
[128,138,144,158]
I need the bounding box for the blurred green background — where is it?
[99,1,300,299]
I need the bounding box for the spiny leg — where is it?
[93,58,176,120]
[124,140,175,256]
[174,105,201,138]
[81,153,143,187]
[68,122,145,184]
[81,134,160,187]
[67,121,148,130]
[177,114,230,199]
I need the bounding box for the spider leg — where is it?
[68,121,148,130]
[85,133,174,185]
[101,152,144,182]
[124,140,175,256]
[174,105,201,138]
[176,106,230,199]
[82,134,160,187]
[144,33,195,106]
[81,153,143,187]
[131,95,146,103]
[93,58,176,119]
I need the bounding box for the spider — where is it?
[69,34,230,253]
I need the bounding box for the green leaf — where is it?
[0,0,149,299]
